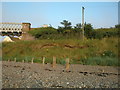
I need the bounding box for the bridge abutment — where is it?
[0,22,35,40]
[22,23,31,32]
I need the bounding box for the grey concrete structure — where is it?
[0,22,31,33]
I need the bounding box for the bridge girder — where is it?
[0,22,31,34]
[0,22,23,33]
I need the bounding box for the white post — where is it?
[42,57,45,66]
[31,57,34,64]
[8,59,10,62]
[14,58,16,62]
[82,7,85,41]
[22,60,24,63]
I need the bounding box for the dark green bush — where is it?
[101,50,116,57]
[56,59,66,65]
[91,28,118,39]
[28,27,57,39]
[79,57,119,66]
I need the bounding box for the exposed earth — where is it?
[2,61,120,88]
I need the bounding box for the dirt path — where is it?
[2,61,120,88]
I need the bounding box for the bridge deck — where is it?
[0,22,23,32]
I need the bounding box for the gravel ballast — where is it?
[2,61,120,88]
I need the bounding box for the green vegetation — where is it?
[2,37,119,66]
[28,27,57,38]
[28,20,119,40]
[2,20,119,66]
[80,57,118,66]
[91,28,119,39]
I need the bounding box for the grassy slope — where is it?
[2,37,119,66]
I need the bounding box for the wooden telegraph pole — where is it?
[82,7,85,41]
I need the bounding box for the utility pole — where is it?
[82,7,85,41]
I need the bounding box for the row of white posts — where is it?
[8,56,70,71]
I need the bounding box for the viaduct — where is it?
[0,22,31,36]
[0,22,35,40]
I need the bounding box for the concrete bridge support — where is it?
[0,22,35,40]
[22,23,31,32]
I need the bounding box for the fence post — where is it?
[52,56,56,68]
[42,57,45,66]
[8,59,10,62]
[14,58,16,62]
[31,57,34,64]
[22,59,24,63]
[66,58,70,72]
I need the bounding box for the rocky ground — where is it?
[2,61,120,88]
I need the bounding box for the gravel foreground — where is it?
[2,61,120,88]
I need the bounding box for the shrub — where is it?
[101,50,116,57]
[80,57,119,66]
[91,28,118,39]
[28,27,57,39]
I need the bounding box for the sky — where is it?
[2,2,119,29]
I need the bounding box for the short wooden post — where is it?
[52,56,56,68]
[42,57,45,66]
[14,58,16,62]
[22,59,24,63]
[31,57,34,64]
[8,59,10,62]
[66,58,70,72]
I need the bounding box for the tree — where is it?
[28,27,57,38]
[74,23,82,29]
[115,24,120,29]
[73,23,82,33]
[115,24,120,37]
[60,20,72,29]
[57,26,64,34]
[84,23,93,38]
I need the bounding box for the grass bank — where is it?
[2,37,119,66]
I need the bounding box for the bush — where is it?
[28,24,118,40]
[84,23,93,38]
[79,57,119,66]
[101,50,116,57]
[56,58,66,65]
[91,28,118,39]
[28,27,57,39]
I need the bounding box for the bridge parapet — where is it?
[0,22,22,32]
[0,22,31,33]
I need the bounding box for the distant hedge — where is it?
[91,28,119,39]
[28,27,57,39]
[28,26,119,39]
